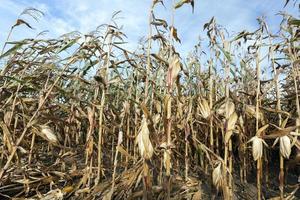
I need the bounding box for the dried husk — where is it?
[136,116,154,159]
[225,112,238,143]
[198,98,211,119]
[166,55,181,90]
[212,162,223,188]
[216,101,234,118]
[226,101,235,119]
[245,105,263,120]
[39,125,59,144]
[249,136,266,161]
[279,135,291,159]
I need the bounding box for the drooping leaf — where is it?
[57,38,79,53]
[0,42,27,59]
[231,30,253,42]
[151,18,168,29]
[13,19,33,29]
[174,0,194,12]
[263,126,300,139]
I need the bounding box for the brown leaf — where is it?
[170,26,181,43]
[14,19,33,29]
[256,124,269,137]
[263,126,300,139]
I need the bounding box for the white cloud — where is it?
[0,0,298,55]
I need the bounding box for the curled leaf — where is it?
[13,19,33,29]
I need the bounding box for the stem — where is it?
[28,133,35,164]
[279,155,284,199]
[255,26,263,199]
[269,27,284,198]
[209,59,214,152]
[96,30,113,184]
[145,2,154,101]
[143,161,152,200]
[110,140,120,198]
[166,95,172,200]
[257,158,262,200]
[96,89,105,183]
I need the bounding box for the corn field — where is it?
[0,0,300,199]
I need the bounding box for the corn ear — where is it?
[212,162,223,188]
[39,125,59,144]
[198,98,211,119]
[280,135,291,159]
[136,116,154,159]
[225,112,238,143]
[249,136,266,161]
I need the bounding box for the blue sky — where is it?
[0,0,299,56]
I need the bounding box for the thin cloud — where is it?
[0,0,298,55]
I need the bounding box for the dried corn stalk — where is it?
[163,149,172,173]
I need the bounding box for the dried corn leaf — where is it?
[0,121,14,153]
